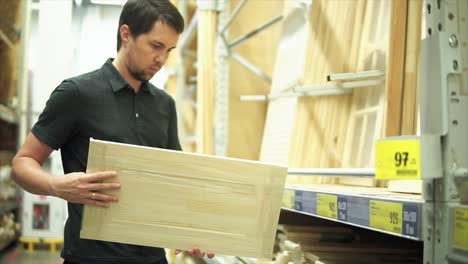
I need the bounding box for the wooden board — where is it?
[400,0,422,135]
[338,0,390,187]
[389,0,423,194]
[384,0,408,137]
[256,1,391,187]
[196,10,217,154]
[276,220,422,264]
[228,0,283,160]
[81,139,287,259]
[387,179,422,194]
[259,2,310,167]
[287,0,372,185]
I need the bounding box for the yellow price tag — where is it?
[282,189,295,209]
[370,200,403,234]
[375,139,421,180]
[317,194,337,219]
[453,208,468,250]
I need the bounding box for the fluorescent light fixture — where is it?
[90,0,127,5]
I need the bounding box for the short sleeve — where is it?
[167,97,182,151]
[31,80,80,150]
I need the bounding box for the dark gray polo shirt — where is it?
[32,58,181,264]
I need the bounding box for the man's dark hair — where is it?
[116,0,184,51]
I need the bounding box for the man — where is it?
[12,0,213,263]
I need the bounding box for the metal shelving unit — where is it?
[274,1,468,263]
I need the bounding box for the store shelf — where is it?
[0,201,18,215]
[0,104,17,124]
[282,184,423,241]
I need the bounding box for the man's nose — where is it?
[154,53,167,65]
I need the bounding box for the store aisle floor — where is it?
[0,243,62,264]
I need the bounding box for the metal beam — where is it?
[220,0,247,34]
[231,52,272,83]
[228,15,283,49]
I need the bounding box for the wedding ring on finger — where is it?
[91,192,96,200]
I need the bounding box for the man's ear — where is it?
[120,24,131,47]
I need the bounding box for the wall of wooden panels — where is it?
[259,0,422,189]
[227,0,284,160]
[0,0,22,105]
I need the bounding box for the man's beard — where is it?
[129,67,150,82]
[128,64,161,82]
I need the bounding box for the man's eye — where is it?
[151,43,164,49]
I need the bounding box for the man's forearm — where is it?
[11,157,56,196]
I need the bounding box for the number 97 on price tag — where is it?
[375,139,421,180]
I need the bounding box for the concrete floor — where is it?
[0,243,215,264]
[0,243,63,264]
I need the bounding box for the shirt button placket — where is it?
[135,93,141,127]
[134,91,138,122]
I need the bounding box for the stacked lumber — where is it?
[208,210,423,264]
[273,224,422,264]
[0,165,16,201]
[0,212,20,251]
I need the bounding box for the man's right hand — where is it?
[12,133,120,207]
[49,171,120,208]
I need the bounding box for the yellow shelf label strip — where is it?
[317,193,338,219]
[375,139,421,180]
[370,200,403,234]
[282,189,295,209]
[453,208,468,251]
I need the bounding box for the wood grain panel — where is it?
[196,10,217,154]
[400,0,423,135]
[289,0,362,185]
[81,139,287,259]
[384,0,408,137]
[339,0,390,187]
[227,1,283,160]
[389,0,423,194]
[259,2,309,167]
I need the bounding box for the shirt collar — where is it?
[141,80,152,93]
[102,58,127,93]
[102,58,154,94]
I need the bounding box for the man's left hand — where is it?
[175,247,215,259]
